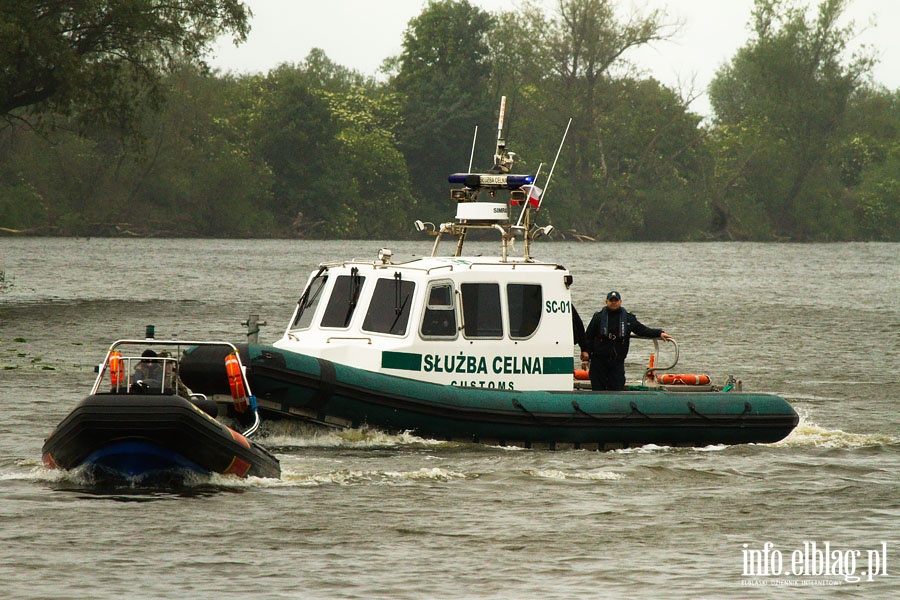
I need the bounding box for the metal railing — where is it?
[642,336,680,384]
[91,339,260,438]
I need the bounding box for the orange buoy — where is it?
[225,352,249,412]
[657,373,711,386]
[109,351,123,387]
[574,369,590,380]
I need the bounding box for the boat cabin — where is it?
[276,254,579,392]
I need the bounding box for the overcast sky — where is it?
[209,0,900,117]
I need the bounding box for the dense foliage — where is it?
[1,0,898,240]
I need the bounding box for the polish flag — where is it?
[526,184,542,208]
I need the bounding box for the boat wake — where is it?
[2,462,280,496]
[277,466,470,487]
[773,411,899,449]
[259,420,450,451]
[1,463,67,484]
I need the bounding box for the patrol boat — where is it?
[180,98,798,449]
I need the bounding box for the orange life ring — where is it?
[657,373,711,386]
[109,351,123,386]
[574,369,590,380]
[225,352,248,410]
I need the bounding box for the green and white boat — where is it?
[181,98,798,449]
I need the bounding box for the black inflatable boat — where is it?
[42,339,280,483]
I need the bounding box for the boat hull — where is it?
[42,393,280,481]
[183,344,798,448]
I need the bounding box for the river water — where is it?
[1,238,898,598]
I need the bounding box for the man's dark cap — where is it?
[607,291,621,301]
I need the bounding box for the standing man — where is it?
[581,291,672,391]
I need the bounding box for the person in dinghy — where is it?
[581,291,672,391]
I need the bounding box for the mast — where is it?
[423,96,565,261]
[491,96,514,174]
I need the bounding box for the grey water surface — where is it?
[1,238,897,599]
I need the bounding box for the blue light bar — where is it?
[507,174,536,188]
[448,173,535,189]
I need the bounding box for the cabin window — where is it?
[291,272,329,330]
[321,271,366,328]
[362,275,415,336]
[507,283,542,338]
[421,282,457,338]
[461,283,502,338]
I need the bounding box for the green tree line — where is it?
[1,0,899,240]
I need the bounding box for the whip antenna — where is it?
[467,125,478,173]
[538,117,572,210]
[496,96,506,145]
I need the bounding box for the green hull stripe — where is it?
[381,351,422,371]
[543,356,575,374]
[381,351,573,375]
